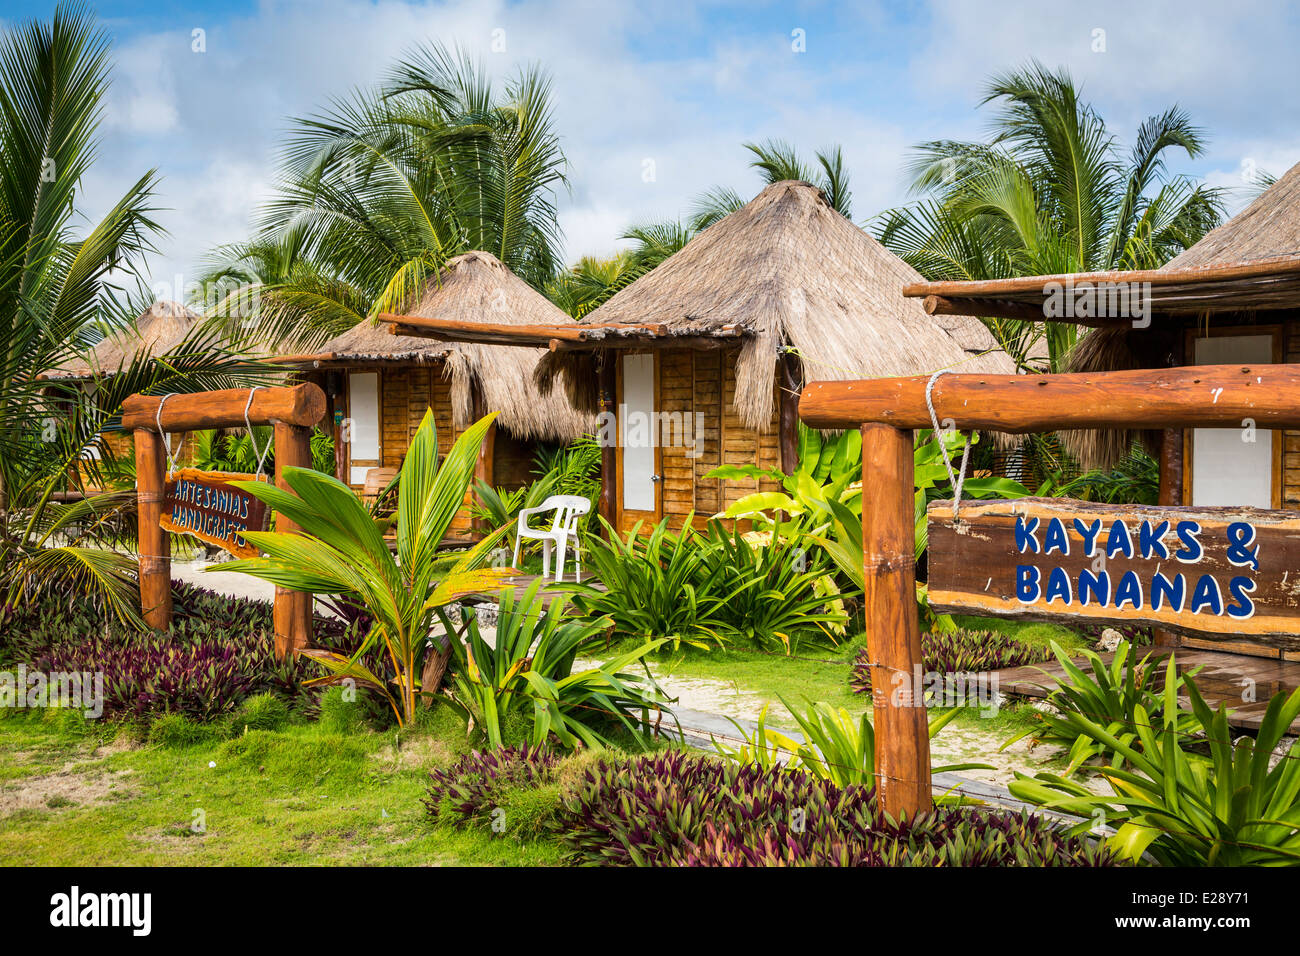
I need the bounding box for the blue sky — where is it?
[7,0,1300,291]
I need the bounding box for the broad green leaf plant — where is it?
[223,410,516,725]
[446,578,673,749]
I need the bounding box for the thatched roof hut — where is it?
[46,301,203,380]
[381,182,1018,534]
[309,250,591,443]
[533,180,1015,424]
[1166,162,1300,269]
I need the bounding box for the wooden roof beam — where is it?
[799,363,1300,432]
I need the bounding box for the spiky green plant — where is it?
[444,578,671,750]
[223,410,515,725]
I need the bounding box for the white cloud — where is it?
[75,0,1300,293]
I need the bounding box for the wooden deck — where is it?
[992,647,1300,732]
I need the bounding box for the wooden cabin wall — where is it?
[371,365,473,537]
[1174,312,1300,661]
[1284,315,1300,511]
[657,347,782,529]
[358,364,541,538]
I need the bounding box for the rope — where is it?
[925,369,970,519]
[154,393,178,474]
[243,386,271,478]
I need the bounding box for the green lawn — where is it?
[0,712,563,866]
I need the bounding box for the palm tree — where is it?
[0,5,271,622]
[875,62,1225,372]
[215,43,568,351]
[691,139,853,229]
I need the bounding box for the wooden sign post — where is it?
[123,384,326,659]
[799,363,1300,820]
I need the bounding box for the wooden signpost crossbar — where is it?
[125,383,326,659]
[798,363,1300,820]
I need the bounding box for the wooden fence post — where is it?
[273,422,313,659]
[860,423,931,818]
[135,428,172,631]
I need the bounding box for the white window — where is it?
[1191,334,1273,508]
[347,372,380,486]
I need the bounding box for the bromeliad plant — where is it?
[444,578,672,750]
[570,515,735,651]
[224,410,516,726]
[852,629,1052,695]
[1010,672,1300,866]
[698,521,848,651]
[1002,641,1199,773]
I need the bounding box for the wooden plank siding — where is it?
[366,364,473,537]
[1285,317,1300,510]
[654,346,782,530]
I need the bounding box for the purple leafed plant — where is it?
[424,746,560,822]
[851,629,1053,695]
[3,580,382,722]
[560,751,1119,867]
[423,747,1120,867]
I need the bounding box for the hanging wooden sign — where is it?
[159,468,270,559]
[927,497,1300,651]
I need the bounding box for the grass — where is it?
[0,709,565,866]
[952,615,1092,655]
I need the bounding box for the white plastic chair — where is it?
[512,494,591,582]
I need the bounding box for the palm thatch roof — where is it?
[894,162,1300,471]
[309,251,592,442]
[46,301,203,380]
[535,180,1015,429]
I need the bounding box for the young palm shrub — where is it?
[714,698,985,789]
[468,472,558,545]
[445,578,671,749]
[224,411,515,726]
[1010,673,1300,866]
[1003,641,1198,774]
[570,516,735,651]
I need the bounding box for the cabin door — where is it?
[1190,333,1277,508]
[616,352,662,532]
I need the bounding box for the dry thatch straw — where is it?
[537,180,1016,429]
[315,251,593,442]
[46,301,203,380]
